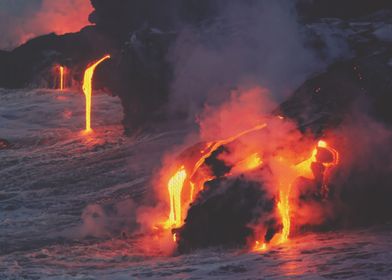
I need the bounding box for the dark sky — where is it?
[0,0,42,14]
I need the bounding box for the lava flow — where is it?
[59,66,65,91]
[166,166,187,228]
[164,123,268,230]
[255,140,339,250]
[160,118,339,253]
[82,55,111,132]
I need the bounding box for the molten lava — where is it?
[164,124,268,230]
[265,140,339,247]
[190,124,267,178]
[161,117,339,252]
[59,66,65,91]
[254,241,268,252]
[166,166,187,228]
[275,147,318,244]
[278,189,291,243]
[82,55,111,132]
[232,153,263,174]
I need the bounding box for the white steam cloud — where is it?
[168,0,324,118]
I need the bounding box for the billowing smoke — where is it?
[168,86,392,252]
[168,0,324,118]
[0,0,93,50]
[75,199,137,238]
[331,109,392,226]
[64,0,391,254]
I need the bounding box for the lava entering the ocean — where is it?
[82,55,111,132]
[156,118,339,253]
[59,66,65,91]
[164,123,268,230]
[166,166,187,229]
[265,139,339,248]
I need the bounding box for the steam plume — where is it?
[168,0,321,118]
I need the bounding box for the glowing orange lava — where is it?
[82,55,111,132]
[232,153,263,174]
[253,241,268,252]
[164,124,268,230]
[165,166,187,229]
[278,189,291,243]
[317,140,339,192]
[59,66,65,91]
[163,123,339,251]
[190,124,267,178]
[255,140,339,250]
[276,143,321,244]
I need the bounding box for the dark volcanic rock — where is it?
[279,51,392,134]
[89,0,234,33]
[0,27,117,89]
[112,28,176,133]
[203,146,232,178]
[0,1,225,133]
[175,176,278,253]
[1,0,391,134]
[297,0,392,21]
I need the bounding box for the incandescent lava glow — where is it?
[165,166,187,229]
[238,153,263,171]
[269,139,339,247]
[254,241,268,252]
[163,124,268,231]
[164,130,338,251]
[82,55,111,132]
[318,140,327,148]
[190,123,268,179]
[154,88,340,253]
[59,66,65,91]
[278,189,291,243]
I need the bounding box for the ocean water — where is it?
[0,89,391,280]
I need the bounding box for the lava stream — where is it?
[273,140,339,246]
[190,124,267,178]
[59,66,65,91]
[278,189,291,243]
[164,124,339,253]
[82,55,111,132]
[166,166,187,228]
[165,124,268,230]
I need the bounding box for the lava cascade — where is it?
[59,66,65,91]
[159,121,339,252]
[82,55,111,132]
[164,123,268,230]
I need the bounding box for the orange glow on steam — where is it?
[164,124,268,232]
[160,120,339,252]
